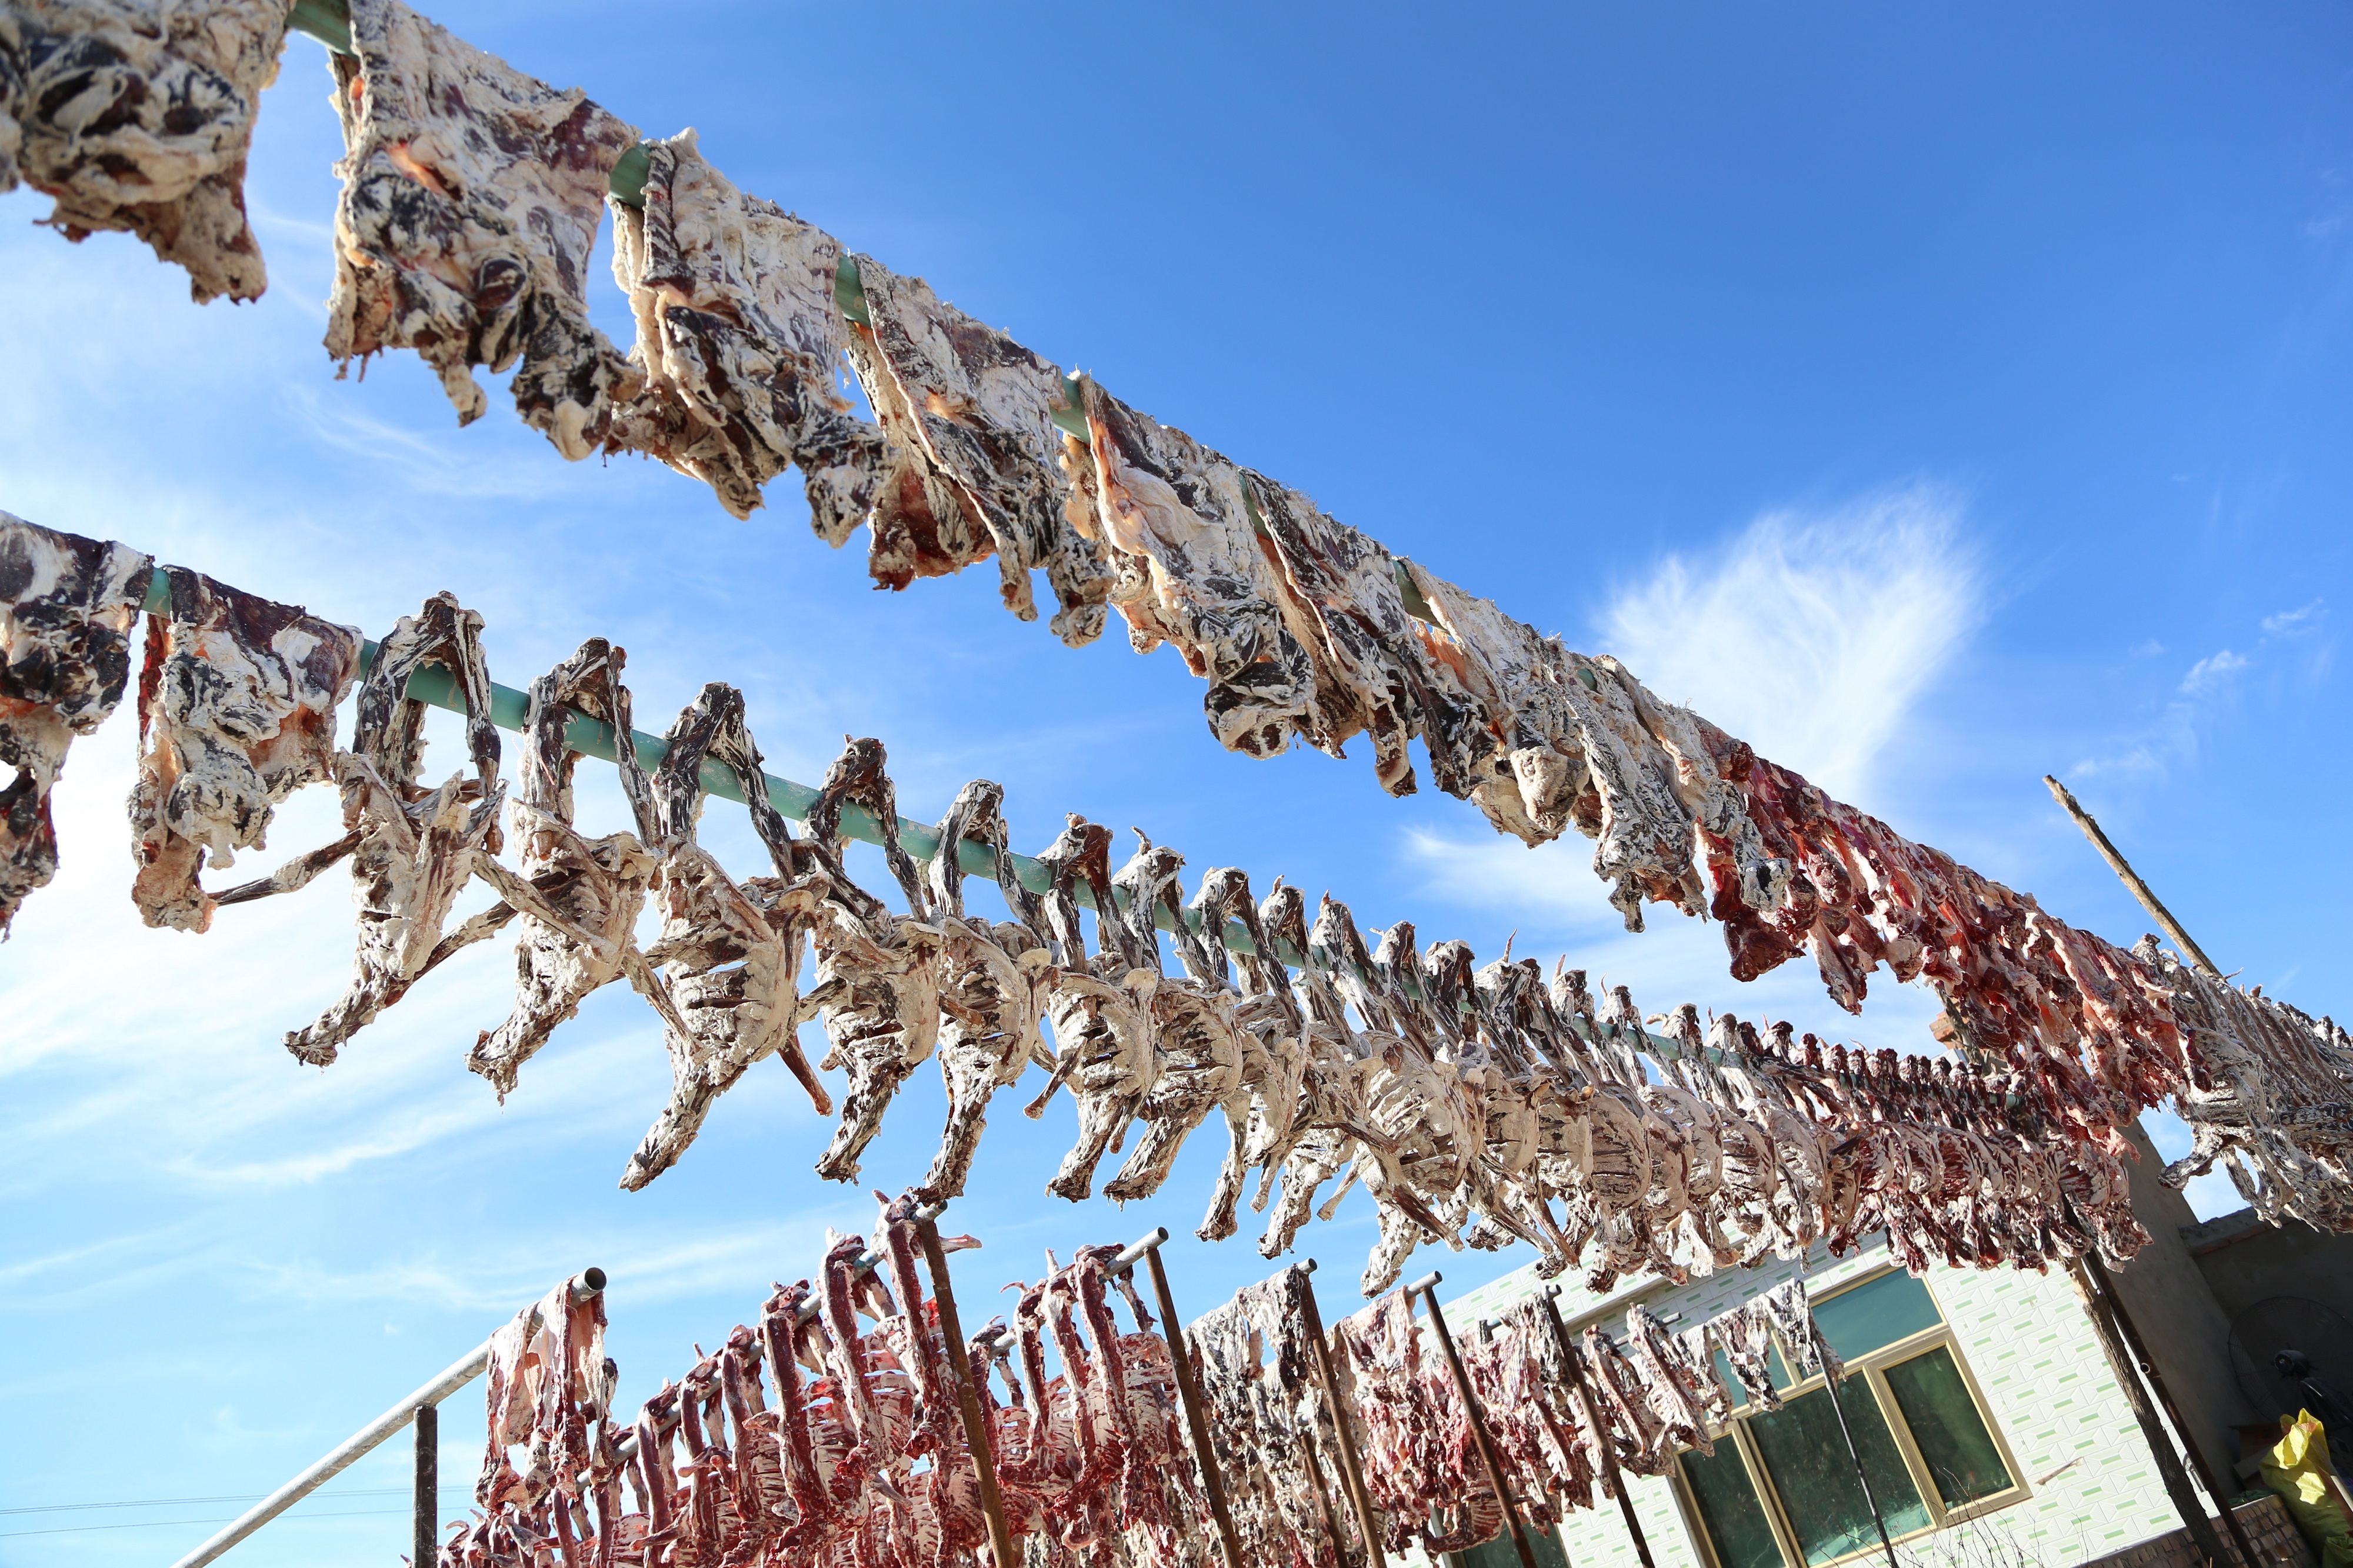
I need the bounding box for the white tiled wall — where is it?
[1421,1242,2185,1568]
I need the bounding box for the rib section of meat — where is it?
[128,568,361,932]
[285,590,505,1065]
[2,0,288,301]
[0,512,149,935]
[325,0,641,458]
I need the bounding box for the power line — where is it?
[1,1506,416,1539]
[1,1486,463,1516]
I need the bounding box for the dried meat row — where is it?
[445,1197,1207,1568]
[0,511,149,934]
[1,0,288,301]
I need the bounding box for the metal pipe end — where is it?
[572,1268,608,1301]
[1406,1271,1442,1295]
[1298,1257,1318,1276]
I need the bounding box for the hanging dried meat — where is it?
[468,639,675,1100]
[127,568,361,932]
[1068,376,1318,759]
[921,781,1056,1202]
[325,0,641,459]
[0,512,149,935]
[3,0,288,302]
[625,682,833,1190]
[848,253,1114,646]
[285,590,504,1065]
[607,129,889,531]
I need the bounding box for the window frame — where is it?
[1674,1267,2032,1568]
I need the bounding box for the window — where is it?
[1674,1270,2025,1568]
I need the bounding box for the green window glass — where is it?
[1882,1346,2014,1508]
[1745,1378,1934,1564]
[1811,1272,1942,1364]
[1684,1442,1786,1568]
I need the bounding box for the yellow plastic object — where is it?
[2261,1410,2353,1568]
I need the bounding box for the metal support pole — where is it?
[1809,1319,1900,1568]
[2079,1253,2265,1568]
[1408,1273,1539,1568]
[170,1269,605,1568]
[1542,1286,1639,1568]
[915,1217,1020,1568]
[1298,1263,1390,1568]
[412,1402,438,1567]
[2044,776,2223,978]
[1139,1238,1249,1568]
[2069,1262,2237,1568]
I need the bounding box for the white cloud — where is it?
[2179,648,2251,695]
[1595,482,1982,802]
[2262,599,2325,636]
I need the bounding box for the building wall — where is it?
[2102,1123,2264,1479]
[1439,1236,2189,1568]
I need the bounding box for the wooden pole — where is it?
[2077,1255,2265,1567]
[1409,1273,1541,1568]
[915,1218,1020,1568]
[1144,1245,1250,1568]
[1541,1286,1643,1568]
[2043,776,2223,977]
[1807,1319,1901,1568]
[2068,1261,2235,1568]
[1298,1263,1390,1568]
[412,1402,437,1568]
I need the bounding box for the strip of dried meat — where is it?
[467,639,675,1099]
[5,0,287,301]
[0,512,149,935]
[626,682,834,1189]
[1070,376,1317,759]
[325,0,642,458]
[606,129,888,531]
[286,591,504,1065]
[849,254,1113,646]
[127,568,360,932]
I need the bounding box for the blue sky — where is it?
[4,3,2348,1561]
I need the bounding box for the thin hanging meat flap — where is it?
[608,129,888,532]
[0,511,149,935]
[4,0,288,302]
[325,0,641,459]
[128,567,361,933]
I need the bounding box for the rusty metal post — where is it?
[1542,1286,1641,1568]
[915,1217,1019,1568]
[412,1402,437,1568]
[1298,1262,1389,1568]
[1142,1241,1249,1568]
[1409,1273,1539,1568]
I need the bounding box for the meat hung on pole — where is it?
[21,0,2345,1209]
[7,513,2352,1298]
[1408,1273,1542,1568]
[1541,1285,1656,1568]
[1297,1262,1391,1568]
[0,512,151,935]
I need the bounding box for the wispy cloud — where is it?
[2071,600,2331,779]
[2179,648,2251,696]
[1595,482,1982,802]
